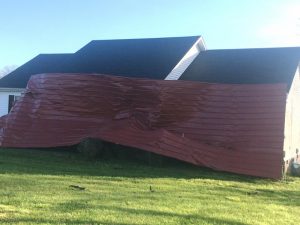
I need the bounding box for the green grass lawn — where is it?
[0,148,299,225]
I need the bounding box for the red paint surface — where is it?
[0,74,287,178]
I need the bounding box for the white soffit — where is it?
[0,88,25,93]
[164,36,206,80]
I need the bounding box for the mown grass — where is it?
[0,148,299,225]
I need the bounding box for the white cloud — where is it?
[258,3,300,46]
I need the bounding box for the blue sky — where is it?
[0,0,299,69]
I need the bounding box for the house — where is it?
[1,38,299,177]
[0,36,205,116]
[179,47,300,173]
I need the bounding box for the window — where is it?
[8,95,21,113]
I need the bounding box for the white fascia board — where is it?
[197,36,206,51]
[164,36,206,80]
[0,88,25,93]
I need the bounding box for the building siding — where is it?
[0,90,23,117]
[284,67,300,170]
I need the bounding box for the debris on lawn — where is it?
[149,185,155,192]
[246,191,260,195]
[69,185,86,191]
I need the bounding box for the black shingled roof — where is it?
[0,36,201,88]
[179,47,300,90]
[0,54,73,88]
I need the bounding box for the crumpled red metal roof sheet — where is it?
[0,74,287,179]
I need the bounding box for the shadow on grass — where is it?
[91,206,249,225]
[1,206,249,225]
[0,147,270,183]
[51,201,250,225]
[0,217,249,225]
[0,218,135,225]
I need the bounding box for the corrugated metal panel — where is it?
[0,73,287,179]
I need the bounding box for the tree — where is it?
[0,65,18,78]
